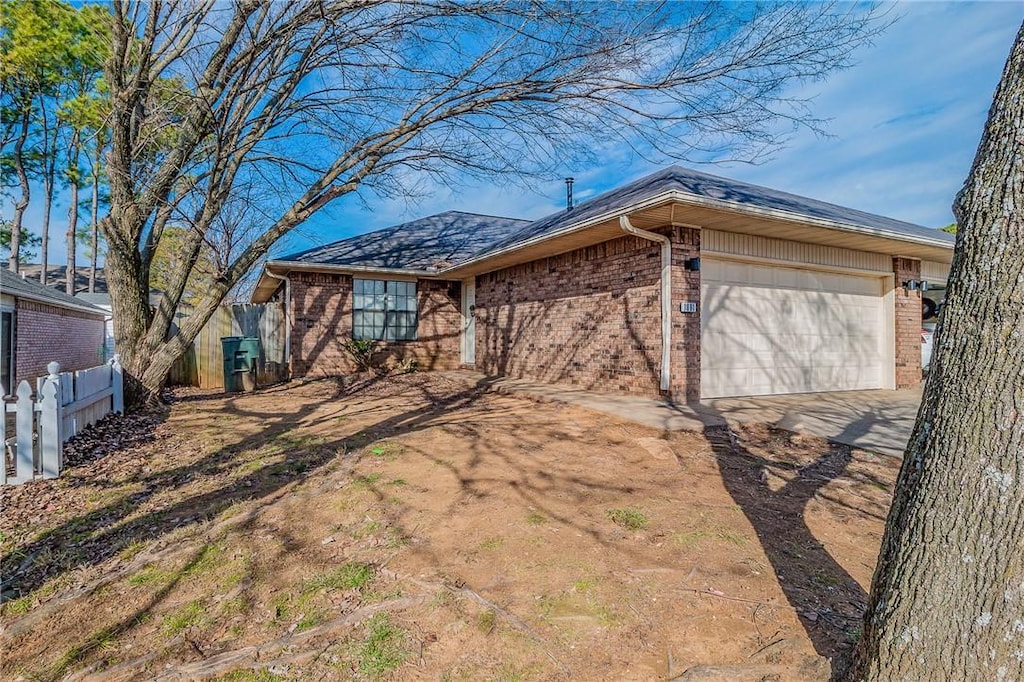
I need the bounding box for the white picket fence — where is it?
[1,356,124,485]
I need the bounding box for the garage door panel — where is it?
[702,260,886,398]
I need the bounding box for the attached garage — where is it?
[701,258,894,398]
[254,166,953,402]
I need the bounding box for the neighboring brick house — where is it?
[252,167,954,401]
[1,268,108,391]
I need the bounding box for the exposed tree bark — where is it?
[8,108,30,273]
[38,93,60,286]
[849,22,1024,681]
[89,142,100,293]
[65,128,81,295]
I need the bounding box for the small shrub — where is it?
[606,507,648,530]
[342,338,376,372]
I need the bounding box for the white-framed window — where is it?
[352,279,417,341]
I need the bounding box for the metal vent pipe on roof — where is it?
[565,177,574,211]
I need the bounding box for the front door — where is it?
[461,279,476,365]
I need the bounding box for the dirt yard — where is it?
[1,373,900,681]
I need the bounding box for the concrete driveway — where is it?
[466,373,921,457]
[702,388,922,457]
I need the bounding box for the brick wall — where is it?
[669,226,701,401]
[289,272,462,377]
[14,299,106,386]
[475,227,700,400]
[893,257,923,388]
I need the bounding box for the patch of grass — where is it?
[127,565,173,586]
[213,668,285,681]
[606,507,648,530]
[117,540,149,562]
[476,609,497,634]
[303,563,375,594]
[352,473,384,490]
[48,625,122,679]
[2,594,33,616]
[355,518,383,538]
[385,528,411,549]
[222,595,253,618]
[490,668,524,682]
[388,477,407,486]
[295,608,327,632]
[184,543,225,577]
[525,510,546,526]
[478,537,504,551]
[673,526,747,549]
[353,613,408,679]
[431,589,458,611]
[162,600,206,636]
[367,441,403,459]
[572,578,597,593]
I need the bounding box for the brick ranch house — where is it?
[251,166,954,401]
[1,267,108,391]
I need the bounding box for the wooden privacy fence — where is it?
[2,357,124,485]
[169,302,287,389]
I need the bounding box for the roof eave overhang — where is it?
[251,189,955,300]
[10,289,108,316]
[251,261,443,303]
[443,189,954,278]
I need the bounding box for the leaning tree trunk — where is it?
[9,109,30,274]
[849,22,1024,681]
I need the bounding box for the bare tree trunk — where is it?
[9,110,30,274]
[40,197,51,285]
[39,96,57,286]
[89,142,101,293]
[849,22,1024,681]
[66,130,81,296]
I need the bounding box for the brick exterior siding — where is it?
[892,257,923,389]
[285,226,920,399]
[13,299,106,386]
[474,226,701,400]
[289,272,462,377]
[669,226,701,401]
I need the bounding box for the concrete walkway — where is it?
[460,373,920,457]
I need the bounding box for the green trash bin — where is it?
[221,336,243,392]
[238,337,260,391]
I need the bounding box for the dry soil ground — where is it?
[1,373,900,681]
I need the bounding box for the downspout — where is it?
[264,269,291,376]
[619,215,671,393]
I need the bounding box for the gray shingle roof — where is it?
[480,165,954,258]
[1,267,107,315]
[279,210,530,270]
[277,166,952,274]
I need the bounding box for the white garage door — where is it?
[701,259,887,399]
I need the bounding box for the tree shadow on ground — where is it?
[0,374,448,598]
[698,410,885,678]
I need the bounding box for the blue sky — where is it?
[280,1,1022,258]
[20,1,1024,265]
